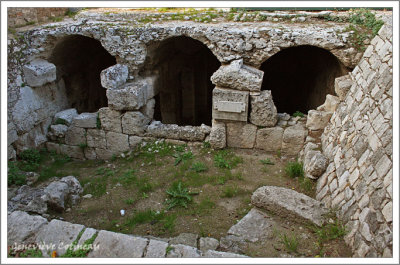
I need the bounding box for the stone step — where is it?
[251,186,329,226]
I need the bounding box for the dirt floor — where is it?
[34,141,351,257]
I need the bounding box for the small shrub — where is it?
[78,142,88,151]
[285,161,304,178]
[165,181,194,209]
[293,111,305,118]
[191,161,208,173]
[314,219,347,243]
[8,161,26,186]
[280,233,299,253]
[18,149,42,171]
[260,158,274,165]
[54,118,67,125]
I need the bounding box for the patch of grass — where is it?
[65,9,78,18]
[190,161,207,173]
[165,181,195,210]
[61,229,98,257]
[125,209,166,229]
[293,111,305,118]
[280,233,299,253]
[166,245,174,254]
[260,158,274,165]
[117,169,137,185]
[54,118,67,125]
[51,16,63,22]
[276,149,282,158]
[285,161,304,178]
[8,161,26,186]
[213,150,243,169]
[314,219,347,243]
[17,247,43,258]
[124,198,135,205]
[174,151,193,166]
[161,214,176,232]
[300,177,314,192]
[18,149,41,171]
[136,177,153,193]
[222,185,239,198]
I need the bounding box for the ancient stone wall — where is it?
[314,24,393,257]
[7,8,68,27]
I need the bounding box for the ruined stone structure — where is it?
[7,9,393,258]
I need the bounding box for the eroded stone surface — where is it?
[226,122,257,149]
[282,124,307,156]
[249,90,278,127]
[100,64,128,89]
[23,59,56,87]
[8,211,48,245]
[145,239,168,258]
[255,127,283,151]
[212,87,249,122]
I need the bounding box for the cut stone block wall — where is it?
[315,24,393,258]
[7,8,68,27]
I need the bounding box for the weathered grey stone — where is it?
[65,126,86,146]
[53,108,78,126]
[228,208,274,242]
[179,126,206,141]
[335,75,352,100]
[282,124,307,156]
[306,110,332,131]
[98,107,122,132]
[255,127,284,152]
[251,186,329,226]
[219,235,245,254]
[211,59,263,91]
[9,185,48,214]
[199,237,219,252]
[140,99,155,119]
[317,94,340,113]
[122,111,150,135]
[8,145,16,160]
[226,122,257,148]
[59,176,83,205]
[43,181,69,212]
[47,124,68,141]
[382,202,392,222]
[304,150,328,179]
[72,112,98,128]
[202,250,247,258]
[8,211,48,245]
[23,59,56,87]
[106,131,130,152]
[212,87,249,122]
[169,233,198,248]
[59,144,85,160]
[145,239,168,258]
[77,228,97,248]
[209,120,226,149]
[35,219,84,257]
[100,64,128,89]
[24,172,39,186]
[129,135,143,149]
[249,90,278,127]
[86,129,106,149]
[166,244,201,258]
[106,80,148,111]
[89,230,148,258]
[95,148,115,160]
[200,124,212,135]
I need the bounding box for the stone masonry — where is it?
[314,24,393,257]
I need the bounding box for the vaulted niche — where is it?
[146,36,220,126]
[260,45,349,114]
[49,35,116,113]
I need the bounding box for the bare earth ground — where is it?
[34,141,351,257]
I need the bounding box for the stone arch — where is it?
[260,45,349,114]
[48,34,117,113]
[142,36,221,126]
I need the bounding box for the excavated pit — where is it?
[48,35,116,113]
[260,45,349,114]
[144,36,221,126]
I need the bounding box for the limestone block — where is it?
[282,124,307,156]
[98,107,122,132]
[255,127,284,152]
[202,250,247,258]
[59,144,85,160]
[335,75,352,100]
[53,108,78,126]
[249,90,278,127]
[209,120,226,149]
[166,244,201,258]
[84,147,97,160]
[8,211,48,245]
[306,110,332,131]
[23,59,56,87]
[211,59,264,91]
[382,202,392,222]
[212,87,249,122]
[226,122,257,149]
[43,181,69,211]
[169,233,198,248]
[72,112,98,128]
[179,126,206,141]
[35,219,84,257]
[199,237,219,252]
[106,131,129,152]
[251,186,329,226]
[47,124,68,141]
[77,228,97,248]
[129,136,143,149]
[88,230,148,258]
[140,98,155,119]
[145,239,168,258]
[14,126,47,152]
[304,150,328,179]
[65,126,86,146]
[122,111,150,135]
[100,64,128,89]
[86,129,106,149]
[317,94,340,113]
[106,81,148,111]
[95,148,115,160]
[8,122,18,144]
[8,145,16,160]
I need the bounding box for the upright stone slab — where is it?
[212,87,249,122]
[251,186,329,226]
[249,90,278,127]
[282,124,307,156]
[23,59,56,87]
[335,74,353,100]
[306,110,332,131]
[98,107,122,132]
[226,122,257,148]
[106,80,148,111]
[255,127,284,152]
[88,230,148,258]
[209,120,226,149]
[211,59,264,91]
[35,219,84,257]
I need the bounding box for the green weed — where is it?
[285,161,304,178]
[54,118,67,125]
[96,113,101,129]
[280,233,299,253]
[222,185,239,198]
[213,150,242,169]
[165,181,195,209]
[8,161,26,186]
[18,248,43,258]
[174,151,193,166]
[125,198,135,205]
[260,158,274,165]
[293,111,305,118]
[190,161,207,173]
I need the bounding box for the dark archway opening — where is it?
[49,35,116,113]
[260,45,349,114]
[144,36,220,126]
